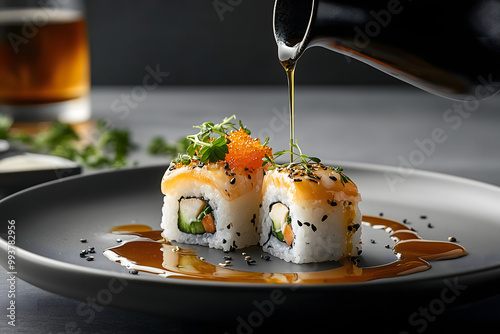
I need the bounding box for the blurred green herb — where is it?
[0,115,135,169]
[147,136,190,157]
[0,115,13,140]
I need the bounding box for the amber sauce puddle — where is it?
[103,215,467,284]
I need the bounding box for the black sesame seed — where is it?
[224,162,230,170]
[352,223,360,231]
[227,224,231,229]
[311,224,317,232]
[116,238,122,243]
[448,236,457,242]
[79,251,87,258]
[357,250,363,255]
[80,238,87,243]
[370,239,376,244]
[327,199,337,207]
[236,232,241,236]
[329,175,337,181]
[379,212,384,217]
[304,222,310,227]
[223,256,232,260]
[420,215,427,219]
[321,215,328,222]
[385,244,391,249]
[248,174,252,179]
[129,270,138,275]
[403,219,410,224]
[260,254,271,261]
[222,239,227,244]
[198,162,205,168]
[294,178,302,182]
[246,260,256,265]
[88,247,95,253]
[86,256,95,261]
[297,220,303,226]
[230,178,236,185]
[427,223,434,228]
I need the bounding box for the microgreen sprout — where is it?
[263,139,351,186]
[263,139,320,175]
[175,115,249,164]
[331,166,352,186]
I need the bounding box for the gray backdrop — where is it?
[85,0,400,86]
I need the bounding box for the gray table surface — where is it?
[1,86,500,333]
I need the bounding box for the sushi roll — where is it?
[160,116,272,251]
[259,163,362,264]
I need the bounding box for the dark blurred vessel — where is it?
[274,0,500,101]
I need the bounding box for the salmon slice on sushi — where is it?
[160,116,272,251]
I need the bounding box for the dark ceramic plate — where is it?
[1,163,500,324]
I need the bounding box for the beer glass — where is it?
[0,0,90,123]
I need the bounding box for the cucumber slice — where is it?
[269,203,290,242]
[274,229,285,242]
[178,198,210,234]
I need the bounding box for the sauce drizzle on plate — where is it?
[103,215,467,284]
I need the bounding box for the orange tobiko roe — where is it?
[225,129,272,170]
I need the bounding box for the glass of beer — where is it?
[0,0,90,124]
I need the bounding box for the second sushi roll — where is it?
[260,153,362,263]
